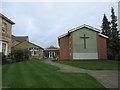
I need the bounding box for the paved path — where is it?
[42,60,119,88]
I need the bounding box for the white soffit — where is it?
[99,33,108,38]
[68,24,101,33]
[58,24,108,39]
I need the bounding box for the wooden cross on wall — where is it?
[80,34,89,48]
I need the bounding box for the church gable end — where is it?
[58,24,108,60]
[72,27,98,59]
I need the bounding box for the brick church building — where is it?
[58,24,108,60]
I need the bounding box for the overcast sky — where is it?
[2,1,118,48]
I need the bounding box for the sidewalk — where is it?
[42,60,119,88]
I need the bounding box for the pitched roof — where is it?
[58,24,108,39]
[12,41,44,50]
[0,13,15,24]
[12,35,29,42]
[27,41,44,50]
[0,38,9,42]
[46,46,60,50]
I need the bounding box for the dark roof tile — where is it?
[12,35,29,42]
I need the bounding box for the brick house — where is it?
[58,24,108,60]
[12,35,44,59]
[0,13,15,55]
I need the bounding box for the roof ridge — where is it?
[12,41,44,50]
[1,13,15,24]
[58,24,108,39]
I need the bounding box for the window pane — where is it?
[2,43,6,55]
[34,51,36,55]
[2,23,7,33]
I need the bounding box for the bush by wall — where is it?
[11,49,31,62]
[2,53,8,65]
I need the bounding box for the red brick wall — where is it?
[97,35,107,59]
[68,33,73,60]
[59,36,70,60]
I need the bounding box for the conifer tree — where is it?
[111,7,118,39]
[101,7,119,60]
[110,7,119,60]
[101,14,111,36]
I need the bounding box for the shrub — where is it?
[55,56,60,60]
[11,49,31,62]
[115,51,120,61]
[0,52,2,65]
[2,53,8,65]
[23,49,31,60]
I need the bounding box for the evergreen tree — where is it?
[101,7,119,60]
[101,14,111,58]
[101,14,111,36]
[110,7,120,60]
[111,7,118,39]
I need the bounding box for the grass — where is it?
[2,59,105,88]
[55,60,119,70]
[0,66,2,87]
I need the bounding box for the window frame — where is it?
[2,42,8,55]
[29,47,39,56]
[2,22,7,33]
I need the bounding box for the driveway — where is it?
[42,60,119,88]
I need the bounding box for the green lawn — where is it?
[55,60,119,70]
[2,60,105,88]
[0,66,2,87]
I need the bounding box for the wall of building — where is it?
[2,18,12,55]
[68,33,73,60]
[0,17,2,53]
[44,49,60,59]
[97,35,107,59]
[12,39,20,47]
[12,41,43,59]
[72,28,98,59]
[59,36,70,60]
[0,41,2,53]
[0,17,2,39]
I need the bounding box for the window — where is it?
[2,42,7,55]
[29,48,31,50]
[29,47,39,56]
[2,22,7,33]
[33,51,38,56]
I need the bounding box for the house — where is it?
[0,13,15,55]
[0,14,44,59]
[12,35,44,59]
[58,24,108,60]
[44,46,60,59]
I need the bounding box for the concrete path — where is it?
[42,60,119,88]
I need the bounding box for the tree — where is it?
[23,49,31,60]
[110,7,119,60]
[12,49,31,62]
[101,7,119,60]
[111,7,118,39]
[101,14,112,59]
[101,14,111,36]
